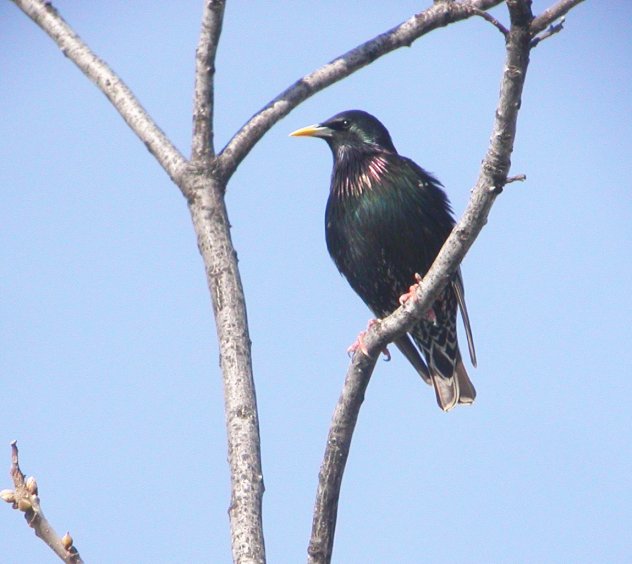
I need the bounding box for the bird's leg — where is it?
[398,273,437,323]
[347,319,391,361]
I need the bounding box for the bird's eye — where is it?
[341,119,351,129]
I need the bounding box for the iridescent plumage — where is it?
[291,110,477,411]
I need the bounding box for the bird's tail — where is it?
[429,354,476,412]
[411,305,477,412]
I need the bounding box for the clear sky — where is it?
[2,2,631,563]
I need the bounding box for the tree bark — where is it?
[185,170,266,563]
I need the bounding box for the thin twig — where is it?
[531,0,585,35]
[1,441,83,563]
[191,0,226,162]
[506,173,527,184]
[471,7,509,36]
[531,17,565,47]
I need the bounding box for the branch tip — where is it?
[506,173,527,184]
[4,442,85,563]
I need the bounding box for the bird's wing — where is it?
[394,335,432,385]
[452,269,477,367]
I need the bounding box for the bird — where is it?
[290,109,477,411]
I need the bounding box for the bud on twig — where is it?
[26,476,39,495]
[0,489,16,504]
[61,531,73,550]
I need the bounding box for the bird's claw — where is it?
[398,273,424,305]
[398,273,437,323]
[346,336,369,358]
[347,319,391,361]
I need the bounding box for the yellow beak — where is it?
[289,124,332,138]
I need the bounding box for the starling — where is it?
[290,110,477,411]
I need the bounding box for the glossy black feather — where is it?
[293,110,476,411]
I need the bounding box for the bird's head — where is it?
[290,110,397,154]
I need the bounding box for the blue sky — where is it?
[2,2,631,562]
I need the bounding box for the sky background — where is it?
[2,1,631,563]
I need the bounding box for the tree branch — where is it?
[531,0,585,35]
[307,2,538,561]
[216,0,506,181]
[183,171,267,564]
[1,441,83,563]
[191,0,226,162]
[188,5,265,563]
[531,17,565,48]
[471,8,509,37]
[10,0,187,185]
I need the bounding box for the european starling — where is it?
[290,110,477,411]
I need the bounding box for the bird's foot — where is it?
[347,319,391,361]
[398,273,437,323]
[398,273,424,305]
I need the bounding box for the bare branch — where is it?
[307,354,377,564]
[531,17,565,48]
[307,2,537,561]
[505,173,527,184]
[216,0,506,181]
[187,5,265,560]
[471,8,509,37]
[2,441,83,563]
[183,173,267,563]
[531,0,585,34]
[10,0,187,185]
[191,0,226,161]
[187,6,265,563]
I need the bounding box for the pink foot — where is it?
[398,273,424,305]
[398,273,436,323]
[347,319,391,361]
